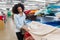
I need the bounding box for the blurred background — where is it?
[0,0,60,16]
[0,0,60,40]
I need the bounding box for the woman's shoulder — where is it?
[14,14,18,18]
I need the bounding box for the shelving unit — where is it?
[24,1,46,11]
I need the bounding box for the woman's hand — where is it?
[22,25,29,31]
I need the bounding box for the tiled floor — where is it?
[0,18,18,40]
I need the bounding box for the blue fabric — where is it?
[45,21,60,26]
[48,5,60,8]
[26,19,60,28]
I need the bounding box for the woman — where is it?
[12,3,29,40]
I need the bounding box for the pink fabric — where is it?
[3,15,6,20]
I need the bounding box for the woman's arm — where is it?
[14,15,22,30]
[22,25,29,31]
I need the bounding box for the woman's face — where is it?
[17,7,22,13]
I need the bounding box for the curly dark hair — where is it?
[12,3,24,14]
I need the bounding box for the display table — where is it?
[24,21,60,40]
[0,20,4,30]
[0,15,6,30]
[28,28,60,40]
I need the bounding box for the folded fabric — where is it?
[28,21,56,35]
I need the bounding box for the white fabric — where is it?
[28,21,56,35]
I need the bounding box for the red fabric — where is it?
[24,32,34,40]
[0,16,3,20]
[24,10,31,15]
[24,32,31,38]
